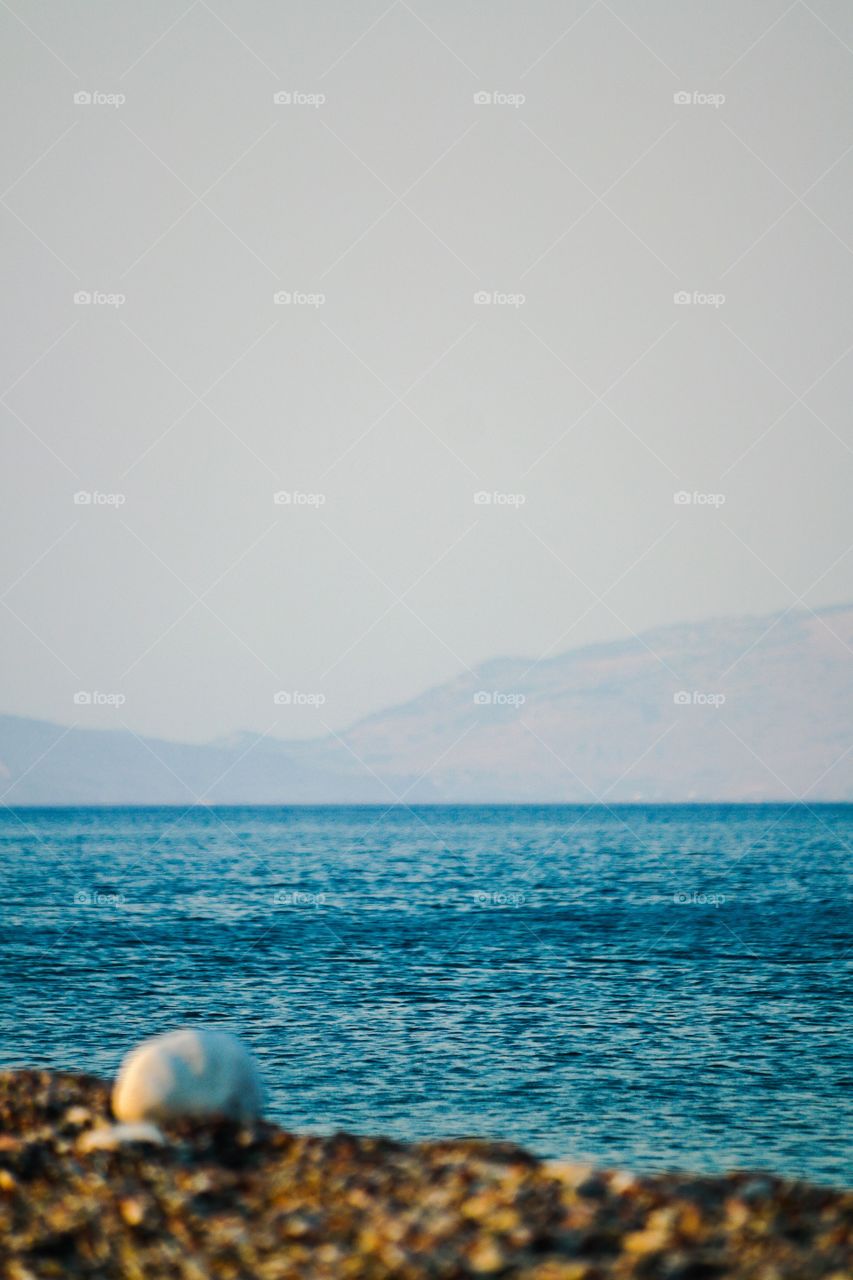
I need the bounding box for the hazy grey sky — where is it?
[2,0,852,743]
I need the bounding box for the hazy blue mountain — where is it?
[301,602,853,803]
[2,604,851,803]
[0,717,392,805]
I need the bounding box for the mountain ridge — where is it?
[2,603,851,804]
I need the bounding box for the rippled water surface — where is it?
[1,805,850,1183]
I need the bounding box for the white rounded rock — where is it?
[78,1122,165,1152]
[112,1029,264,1125]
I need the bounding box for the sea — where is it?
[1,804,850,1185]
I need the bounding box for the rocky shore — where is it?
[0,1070,849,1279]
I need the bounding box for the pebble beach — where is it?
[0,1069,850,1280]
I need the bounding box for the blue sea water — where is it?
[0,804,850,1185]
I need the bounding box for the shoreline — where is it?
[0,1069,850,1278]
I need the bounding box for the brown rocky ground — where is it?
[0,1070,849,1279]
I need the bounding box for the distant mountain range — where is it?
[2,604,851,804]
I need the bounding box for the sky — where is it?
[1,0,852,744]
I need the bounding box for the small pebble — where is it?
[77,1122,165,1152]
[119,1197,146,1226]
[63,1107,92,1127]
